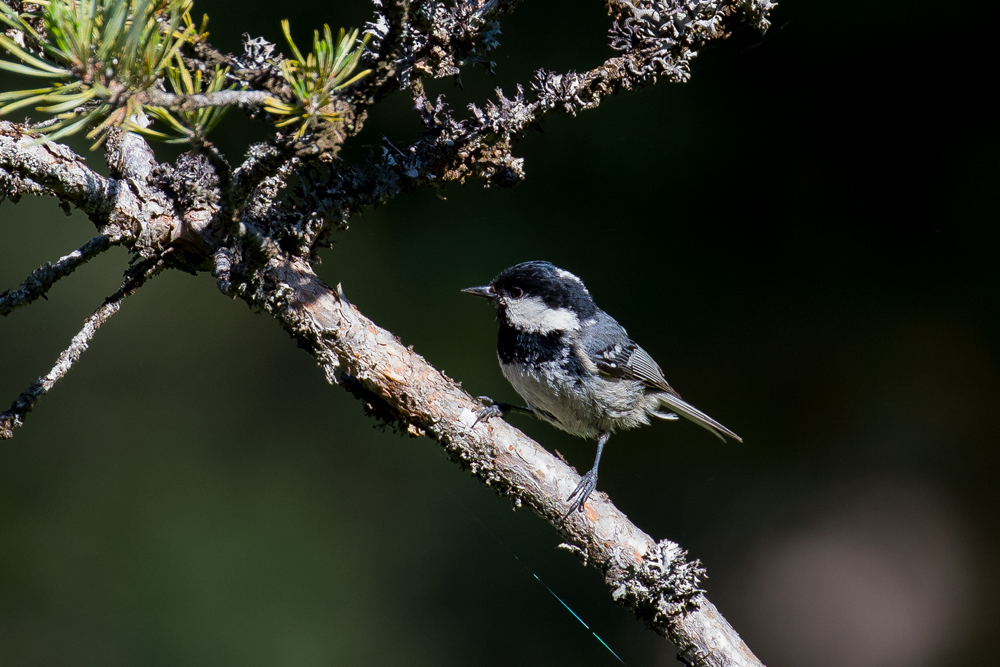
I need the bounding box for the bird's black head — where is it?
[462,261,598,330]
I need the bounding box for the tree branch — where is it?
[0,253,167,439]
[0,120,116,223]
[241,257,764,667]
[362,0,518,97]
[232,138,298,207]
[0,234,113,316]
[142,88,273,112]
[281,0,775,237]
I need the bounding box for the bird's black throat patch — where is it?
[497,325,564,365]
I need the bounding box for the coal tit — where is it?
[463,261,742,515]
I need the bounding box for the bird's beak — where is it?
[461,285,496,300]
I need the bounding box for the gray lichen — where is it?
[609,539,708,628]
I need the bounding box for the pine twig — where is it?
[1,235,113,316]
[0,253,168,439]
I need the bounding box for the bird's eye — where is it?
[509,286,523,298]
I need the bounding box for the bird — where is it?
[462,260,741,516]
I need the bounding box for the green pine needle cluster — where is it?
[0,1,371,146]
[264,21,370,140]
[142,54,230,143]
[0,0,196,145]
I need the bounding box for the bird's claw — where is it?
[472,396,505,428]
[564,469,599,517]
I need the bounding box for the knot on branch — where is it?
[154,152,221,211]
[609,539,707,628]
[141,151,222,260]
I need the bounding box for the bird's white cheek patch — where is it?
[505,296,580,333]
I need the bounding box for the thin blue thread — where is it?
[448,492,627,665]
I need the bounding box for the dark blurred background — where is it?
[2,0,998,665]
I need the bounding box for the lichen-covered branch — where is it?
[0,253,168,439]
[277,0,775,239]
[0,120,117,223]
[142,88,273,112]
[232,139,298,208]
[242,257,764,667]
[363,0,517,96]
[0,234,112,316]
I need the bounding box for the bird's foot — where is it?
[565,469,599,517]
[472,396,513,428]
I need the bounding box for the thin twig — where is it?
[142,88,273,112]
[362,0,416,103]
[1,235,113,317]
[284,0,775,233]
[0,253,168,439]
[191,38,288,96]
[232,137,297,205]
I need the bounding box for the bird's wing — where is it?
[590,335,742,443]
[591,338,681,398]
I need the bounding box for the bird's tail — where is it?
[654,393,742,443]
